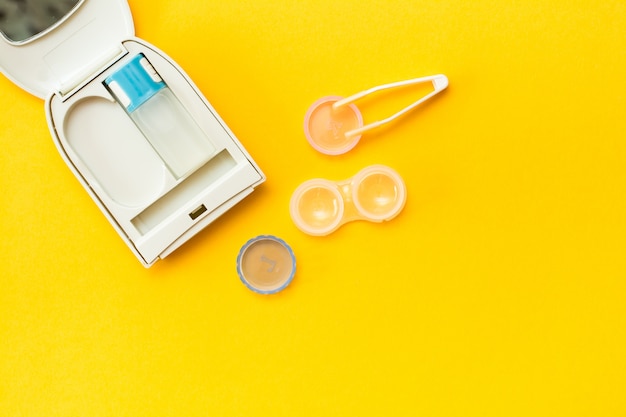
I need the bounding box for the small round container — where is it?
[237,235,296,294]
[304,96,363,155]
[290,165,407,236]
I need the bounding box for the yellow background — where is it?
[1,0,625,415]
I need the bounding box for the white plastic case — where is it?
[0,0,265,267]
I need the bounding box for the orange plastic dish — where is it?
[304,96,364,155]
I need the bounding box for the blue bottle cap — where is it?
[104,54,166,112]
[237,235,296,294]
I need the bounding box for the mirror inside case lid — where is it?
[0,0,83,43]
[0,0,134,98]
[0,0,266,267]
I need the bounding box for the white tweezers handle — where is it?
[333,74,449,138]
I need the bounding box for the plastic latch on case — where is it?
[304,74,448,155]
[290,165,407,236]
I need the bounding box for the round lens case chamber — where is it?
[304,96,364,155]
[237,235,296,294]
[290,165,407,236]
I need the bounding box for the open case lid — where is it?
[0,0,134,99]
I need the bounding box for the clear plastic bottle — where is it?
[105,54,216,179]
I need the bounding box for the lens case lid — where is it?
[290,165,407,236]
[304,96,364,155]
[237,235,296,294]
